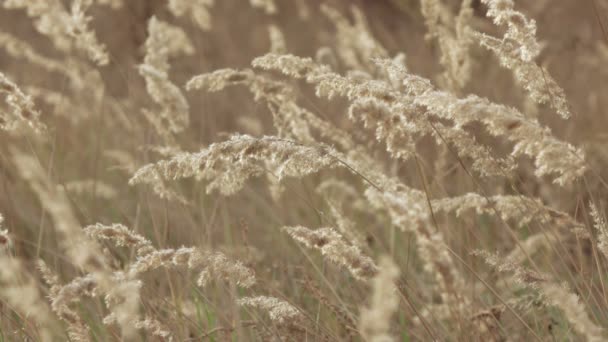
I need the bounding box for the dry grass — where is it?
[1,0,608,340]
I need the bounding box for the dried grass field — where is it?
[1,0,608,341]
